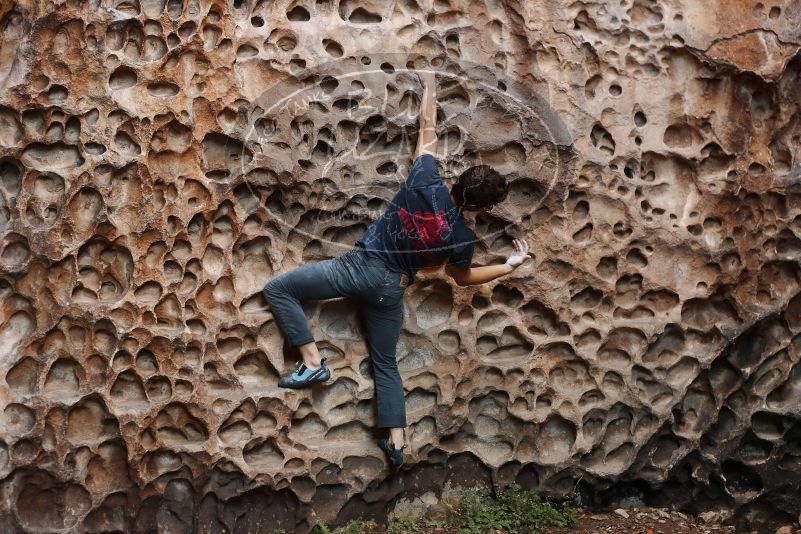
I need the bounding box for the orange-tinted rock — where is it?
[0,0,800,532]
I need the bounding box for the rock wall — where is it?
[1,0,801,531]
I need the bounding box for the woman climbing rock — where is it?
[262,69,531,466]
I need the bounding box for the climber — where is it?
[262,69,531,467]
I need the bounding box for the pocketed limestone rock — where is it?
[0,0,800,532]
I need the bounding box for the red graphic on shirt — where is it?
[397,208,450,253]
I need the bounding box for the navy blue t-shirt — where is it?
[355,154,474,282]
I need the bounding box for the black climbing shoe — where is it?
[278,359,331,389]
[378,438,405,467]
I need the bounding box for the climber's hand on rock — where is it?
[505,239,531,269]
[418,70,436,89]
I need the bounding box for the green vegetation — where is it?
[310,484,577,534]
[311,519,380,534]
[450,484,577,534]
[386,514,427,534]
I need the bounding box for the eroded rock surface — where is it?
[1,0,801,531]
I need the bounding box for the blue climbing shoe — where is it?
[378,437,405,467]
[278,359,331,389]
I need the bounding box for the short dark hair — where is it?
[451,165,508,209]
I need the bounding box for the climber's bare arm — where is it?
[414,71,437,159]
[446,263,514,286]
[446,239,531,286]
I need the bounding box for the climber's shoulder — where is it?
[406,153,441,189]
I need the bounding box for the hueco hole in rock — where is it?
[0,0,800,532]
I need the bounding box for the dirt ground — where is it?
[540,508,737,534]
[399,507,744,534]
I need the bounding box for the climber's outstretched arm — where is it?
[414,71,437,159]
[445,239,531,286]
[446,263,514,286]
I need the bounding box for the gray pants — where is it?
[262,248,408,428]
